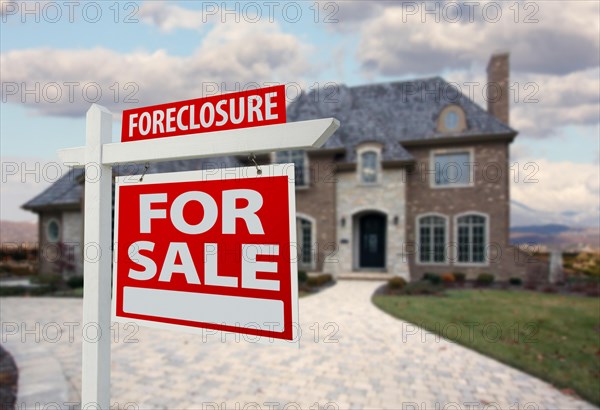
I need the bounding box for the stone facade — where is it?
[38,209,83,277]
[405,140,526,281]
[333,166,409,278]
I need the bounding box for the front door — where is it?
[359,213,386,268]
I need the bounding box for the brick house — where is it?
[23,53,527,281]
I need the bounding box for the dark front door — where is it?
[359,213,386,268]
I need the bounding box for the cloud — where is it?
[0,20,313,117]
[138,1,212,32]
[355,1,599,76]
[511,158,600,227]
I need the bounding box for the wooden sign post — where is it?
[59,97,339,406]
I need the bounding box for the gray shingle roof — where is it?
[23,77,515,211]
[22,168,85,210]
[22,157,244,211]
[287,77,515,162]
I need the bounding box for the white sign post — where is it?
[60,103,339,406]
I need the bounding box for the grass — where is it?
[373,289,600,406]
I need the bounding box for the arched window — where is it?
[417,215,447,263]
[437,105,467,133]
[360,151,378,183]
[456,214,487,263]
[275,150,308,186]
[296,216,315,269]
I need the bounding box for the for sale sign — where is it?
[121,85,286,142]
[111,164,299,345]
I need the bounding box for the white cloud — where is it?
[511,158,600,227]
[138,1,211,32]
[0,20,313,117]
[356,1,599,76]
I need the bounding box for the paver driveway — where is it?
[1,281,596,409]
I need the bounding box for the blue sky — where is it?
[1,0,599,226]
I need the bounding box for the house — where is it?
[23,53,527,281]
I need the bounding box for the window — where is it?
[297,217,314,268]
[457,214,487,263]
[444,111,459,130]
[437,105,466,133]
[433,151,472,187]
[276,150,307,186]
[360,151,378,183]
[418,215,447,263]
[46,219,60,242]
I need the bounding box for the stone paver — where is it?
[1,281,596,409]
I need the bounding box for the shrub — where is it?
[31,274,63,292]
[423,272,442,285]
[452,272,466,283]
[306,273,333,288]
[476,273,495,286]
[542,285,558,293]
[0,286,47,297]
[403,282,444,296]
[67,276,84,289]
[297,270,308,283]
[441,273,455,284]
[509,277,523,286]
[388,276,407,290]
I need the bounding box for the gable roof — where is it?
[286,77,516,162]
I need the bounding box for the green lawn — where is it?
[373,290,600,406]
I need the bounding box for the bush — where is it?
[403,282,444,296]
[509,277,523,286]
[67,276,84,289]
[306,273,333,288]
[0,285,47,297]
[441,273,455,284]
[31,274,63,292]
[297,270,308,283]
[542,285,558,293]
[476,273,495,286]
[388,276,407,290]
[423,272,442,285]
[452,272,466,283]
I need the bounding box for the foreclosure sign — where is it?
[121,85,286,141]
[112,165,299,345]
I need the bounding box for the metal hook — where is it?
[249,153,262,175]
[139,162,150,182]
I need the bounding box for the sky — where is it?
[1,0,599,227]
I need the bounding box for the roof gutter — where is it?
[401,132,518,147]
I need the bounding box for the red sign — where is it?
[111,165,299,344]
[121,85,286,142]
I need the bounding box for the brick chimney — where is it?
[486,52,510,125]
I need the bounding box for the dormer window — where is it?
[356,143,382,185]
[361,151,378,183]
[437,105,466,133]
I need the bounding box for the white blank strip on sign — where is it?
[123,287,285,332]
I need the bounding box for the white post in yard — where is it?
[81,104,113,406]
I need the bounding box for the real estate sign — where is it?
[112,164,299,345]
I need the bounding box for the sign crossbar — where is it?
[60,117,340,167]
